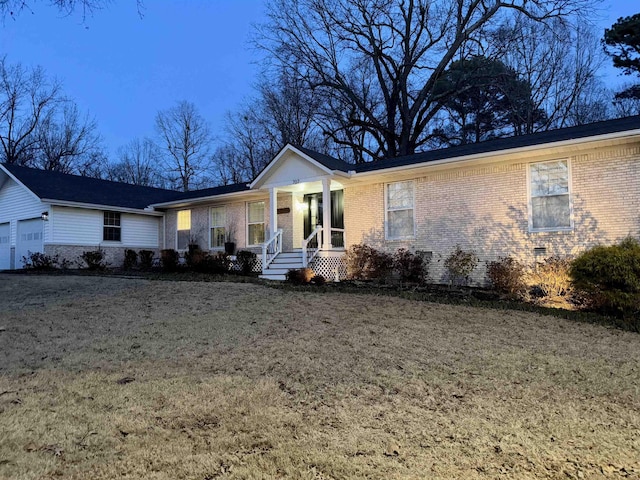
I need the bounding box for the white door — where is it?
[16,219,44,268]
[0,223,10,270]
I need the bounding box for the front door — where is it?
[303,190,344,247]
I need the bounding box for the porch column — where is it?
[322,177,332,250]
[270,187,278,236]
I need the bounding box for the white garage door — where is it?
[0,223,10,270]
[16,219,43,269]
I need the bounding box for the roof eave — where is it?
[149,188,256,209]
[352,128,640,178]
[44,199,164,216]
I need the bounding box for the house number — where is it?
[292,178,300,184]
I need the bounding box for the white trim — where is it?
[43,199,164,216]
[246,200,265,247]
[0,165,43,203]
[102,211,122,243]
[149,188,256,209]
[384,180,416,240]
[526,158,574,233]
[249,144,335,189]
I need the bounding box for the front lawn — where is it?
[0,275,638,479]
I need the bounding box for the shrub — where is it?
[486,256,526,298]
[123,249,138,270]
[80,249,107,270]
[444,245,478,286]
[570,237,640,321]
[161,249,180,272]
[22,251,59,270]
[310,274,326,286]
[528,256,572,298]
[184,245,205,270]
[345,244,393,280]
[198,252,231,274]
[236,250,258,276]
[286,267,314,285]
[393,248,429,284]
[138,250,155,270]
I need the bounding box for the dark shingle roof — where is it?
[162,182,250,202]
[293,145,352,171]
[1,164,186,209]
[353,115,640,173]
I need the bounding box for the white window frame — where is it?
[209,205,226,250]
[246,201,265,247]
[176,209,191,251]
[385,180,416,240]
[527,158,573,233]
[103,211,121,243]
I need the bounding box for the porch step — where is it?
[259,251,305,281]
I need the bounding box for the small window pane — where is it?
[177,230,190,250]
[248,223,265,245]
[532,195,571,229]
[177,210,191,230]
[211,207,225,227]
[248,202,264,223]
[531,161,568,197]
[388,210,414,238]
[387,181,414,209]
[211,226,225,248]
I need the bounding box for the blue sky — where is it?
[0,0,637,160]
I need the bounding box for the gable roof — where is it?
[1,163,184,210]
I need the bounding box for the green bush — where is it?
[123,249,138,270]
[138,250,155,270]
[310,274,326,286]
[486,256,526,298]
[393,248,429,284]
[236,250,258,276]
[528,256,572,298]
[570,237,640,323]
[80,249,107,270]
[198,252,231,274]
[161,249,181,272]
[444,245,478,286]
[345,244,393,280]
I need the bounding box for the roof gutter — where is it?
[149,188,256,208]
[351,129,640,178]
[42,199,165,216]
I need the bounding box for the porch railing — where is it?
[262,228,283,272]
[302,225,323,267]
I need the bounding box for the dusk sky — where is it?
[1,0,638,161]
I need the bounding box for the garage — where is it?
[16,218,43,269]
[0,223,10,270]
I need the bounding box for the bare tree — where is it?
[155,100,211,191]
[108,137,164,187]
[35,100,103,173]
[0,58,61,165]
[217,68,326,183]
[494,15,610,132]
[259,0,596,162]
[0,0,144,21]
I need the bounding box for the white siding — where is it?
[121,214,160,248]
[51,206,161,248]
[51,207,102,245]
[0,178,47,245]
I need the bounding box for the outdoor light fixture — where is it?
[41,211,49,221]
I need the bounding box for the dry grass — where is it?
[0,274,639,479]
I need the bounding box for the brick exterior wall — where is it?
[344,144,640,285]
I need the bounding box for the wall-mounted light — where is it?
[41,211,49,221]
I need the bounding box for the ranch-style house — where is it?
[1,115,639,283]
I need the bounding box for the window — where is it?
[386,181,414,239]
[529,160,571,230]
[177,209,191,250]
[210,206,226,249]
[247,201,265,245]
[103,212,121,242]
